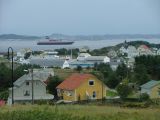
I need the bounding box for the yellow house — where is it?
[56,73,108,102]
[140,80,160,99]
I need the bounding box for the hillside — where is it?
[50,33,160,40]
[90,40,160,56]
[0,34,40,40]
[1,33,160,40]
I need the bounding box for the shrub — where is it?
[139,93,150,101]
[116,83,131,99]
[0,90,9,100]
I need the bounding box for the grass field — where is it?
[54,68,93,80]
[0,105,160,120]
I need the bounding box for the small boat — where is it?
[37,36,74,45]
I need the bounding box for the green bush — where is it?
[122,102,150,108]
[116,83,131,99]
[139,93,150,101]
[0,90,9,100]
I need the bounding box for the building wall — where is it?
[10,80,46,100]
[150,84,160,99]
[57,77,107,102]
[104,57,110,63]
[75,78,107,101]
[61,90,75,101]
[141,88,151,95]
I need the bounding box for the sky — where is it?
[0,0,160,36]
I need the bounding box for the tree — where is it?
[47,76,62,99]
[133,64,150,85]
[0,90,9,100]
[116,63,129,81]
[0,63,11,91]
[24,52,31,59]
[106,73,119,88]
[139,93,150,101]
[116,82,131,99]
[135,55,160,79]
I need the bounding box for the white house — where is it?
[119,46,128,55]
[137,45,153,56]
[127,57,135,68]
[157,49,160,55]
[19,58,30,64]
[7,69,54,105]
[17,48,32,58]
[62,60,70,69]
[79,46,90,53]
[0,52,5,58]
[77,53,91,61]
[107,50,117,58]
[85,56,110,63]
[151,48,158,56]
[127,45,138,58]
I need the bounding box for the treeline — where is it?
[135,55,160,79]
[93,55,160,90]
[55,48,79,57]
[92,63,129,88]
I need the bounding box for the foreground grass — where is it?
[0,105,160,120]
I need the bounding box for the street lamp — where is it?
[8,47,14,105]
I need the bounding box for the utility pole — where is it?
[101,73,104,103]
[71,48,72,60]
[31,67,34,104]
[24,67,34,105]
[8,47,14,105]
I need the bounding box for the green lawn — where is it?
[0,105,160,120]
[106,90,118,97]
[0,57,7,63]
[54,68,93,80]
[54,68,78,80]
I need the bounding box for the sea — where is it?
[0,39,160,52]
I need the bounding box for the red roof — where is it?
[139,45,149,49]
[56,73,96,90]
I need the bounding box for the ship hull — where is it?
[37,41,74,45]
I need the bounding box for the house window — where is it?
[24,90,30,96]
[93,91,96,98]
[89,80,94,86]
[26,82,29,86]
[67,91,73,96]
[36,81,39,85]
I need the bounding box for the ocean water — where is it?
[0,39,159,52]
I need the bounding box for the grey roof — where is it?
[140,80,160,89]
[30,58,64,67]
[108,62,121,66]
[14,71,51,86]
[69,60,94,65]
[86,56,107,61]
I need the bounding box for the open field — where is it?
[0,105,160,120]
[54,68,92,80]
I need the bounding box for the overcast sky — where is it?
[0,0,160,36]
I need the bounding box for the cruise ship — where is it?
[37,36,74,45]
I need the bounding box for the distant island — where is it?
[0,33,160,40]
[0,34,40,40]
